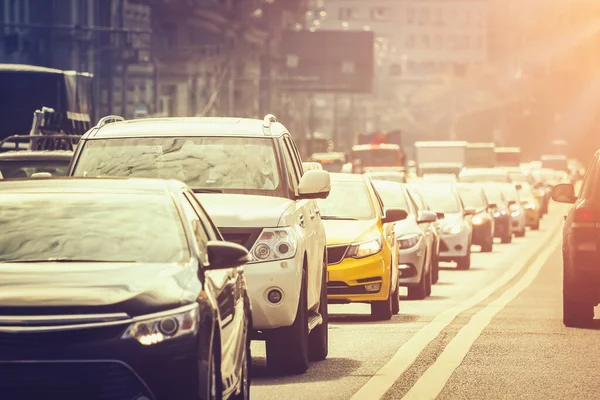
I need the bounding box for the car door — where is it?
[407,188,433,258]
[283,135,321,307]
[180,192,241,393]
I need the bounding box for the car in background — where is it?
[505,168,549,216]
[308,152,346,173]
[407,183,474,269]
[0,150,72,178]
[366,170,407,183]
[317,173,406,319]
[458,167,512,184]
[303,161,323,172]
[491,182,526,238]
[405,185,442,284]
[457,183,495,252]
[373,180,438,300]
[552,154,600,326]
[518,183,541,230]
[481,184,512,243]
[0,178,251,400]
[69,115,331,374]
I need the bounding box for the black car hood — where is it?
[0,262,196,317]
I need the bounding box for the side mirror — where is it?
[382,208,408,224]
[515,184,522,191]
[552,183,576,204]
[464,208,476,217]
[206,241,250,270]
[297,170,331,200]
[31,172,53,178]
[487,203,498,210]
[436,211,445,220]
[417,210,437,224]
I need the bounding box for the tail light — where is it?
[575,207,595,223]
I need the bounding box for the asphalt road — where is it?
[249,203,592,399]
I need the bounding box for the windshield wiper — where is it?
[0,258,135,263]
[320,216,359,221]
[192,188,223,194]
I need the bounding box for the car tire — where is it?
[531,222,540,231]
[431,249,440,284]
[309,264,329,361]
[481,234,493,253]
[391,270,400,315]
[230,335,250,400]
[266,269,309,375]
[425,263,432,297]
[371,281,394,320]
[206,345,220,400]
[501,229,512,244]
[516,227,526,237]
[456,244,471,270]
[564,271,594,327]
[407,266,427,300]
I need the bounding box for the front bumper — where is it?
[438,230,470,260]
[244,255,302,330]
[327,251,390,303]
[398,243,426,285]
[0,330,200,400]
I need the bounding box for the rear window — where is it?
[458,187,487,209]
[0,160,70,178]
[0,193,189,263]
[372,181,410,211]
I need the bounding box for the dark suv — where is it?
[553,153,600,327]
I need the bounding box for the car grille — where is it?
[327,245,349,265]
[0,361,153,400]
[220,228,263,250]
[0,325,126,348]
[439,240,449,252]
[327,281,371,295]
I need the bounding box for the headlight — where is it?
[398,233,421,249]
[472,216,484,225]
[249,227,297,262]
[347,238,383,258]
[511,211,520,217]
[442,224,462,234]
[122,304,199,346]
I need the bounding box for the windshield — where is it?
[352,148,402,166]
[0,160,70,178]
[372,181,410,210]
[412,185,460,214]
[73,137,283,196]
[317,181,375,220]
[0,193,189,263]
[458,187,487,209]
[459,172,511,183]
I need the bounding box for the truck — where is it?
[414,141,467,176]
[465,142,496,168]
[495,147,521,167]
[351,130,406,174]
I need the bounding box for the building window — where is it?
[407,61,415,73]
[433,35,442,49]
[448,35,457,50]
[339,7,356,20]
[474,36,483,49]
[418,8,429,25]
[371,7,389,21]
[433,8,443,26]
[420,35,430,49]
[407,7,415,24]
[406,34,415,49]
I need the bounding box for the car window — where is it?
[184,191,221,241]
[283,136,302,185]
[180,195,210,265]
[372,181,411,212]
[317,180,376,220]
[413,185,461,214]
[0,193,189,263]
[458,187,487,209]
[0,160,70,178]
[72,137,284,197]
[280,139,299,189]
[405,190,420,213]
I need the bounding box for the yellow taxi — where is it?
[317,173,407,320]
[518,183,541,230]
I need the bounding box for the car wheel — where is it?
[407,265,427,300]
[516,227,526,237]
[230,336,250,400]
[206,346,219,400]
[531,221,540,231]
[266,269,309,375]
[391,275,400,315]
[501,229,512,244]
[431,247,439,284]
[425,263,432,297]
[564,270,594,327]
[371,281,393,320]
[309,264,329,361]
[456,244,471,270]
[481,234,493,253]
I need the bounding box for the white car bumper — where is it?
[244,254,302,331]
[439,230,470,260]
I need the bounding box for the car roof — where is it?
[85,117,289,140]
[371,179,403,189]
[0,177,187,195]
[0,151,73,160]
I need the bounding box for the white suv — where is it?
[68,114,331,374]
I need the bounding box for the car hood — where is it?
[392,218,420,237]
[0,262,195,317]
[197,193,294,228]
[323,219,380,246]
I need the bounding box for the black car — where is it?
[0,150,73,179]
[553,153,600,327]
[457,183,495,252]
[481,184,512,244]
[0,178,251,400]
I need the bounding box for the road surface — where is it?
[249,203,600,399]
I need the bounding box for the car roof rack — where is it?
[95,115,125,128]
[263,114,278,130]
